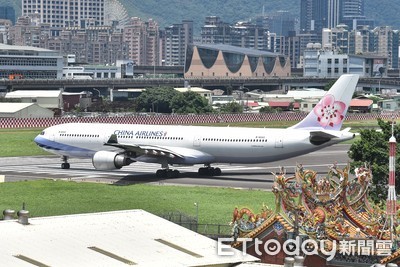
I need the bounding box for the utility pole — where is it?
[387,118,397,243]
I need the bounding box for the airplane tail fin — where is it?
[290,74,359,131]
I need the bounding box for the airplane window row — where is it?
[60,134,100,137]
[203,138,267,142]
[118,136,184,140]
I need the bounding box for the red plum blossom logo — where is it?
[314,94,346,127]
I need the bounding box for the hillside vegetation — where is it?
[5,0,400,33]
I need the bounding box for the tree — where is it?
[259,106,279,113]
[324,79,337,91]
[219,102,243,113]
[348,118,400,206]
[135,87,179,113]
[170,91,212,114]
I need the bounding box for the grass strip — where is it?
[0,180,275,225]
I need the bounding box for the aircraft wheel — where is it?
[213,167,222,176]
[172,170,180,178]
[61,163,70,169]
[198,167,206,176]
[156,169,166,178]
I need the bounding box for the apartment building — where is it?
[123,17,160,66]
[164,20,193,66]
[22,0,105,36]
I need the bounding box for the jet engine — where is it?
[92,151,134,170]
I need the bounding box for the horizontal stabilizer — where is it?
[309,129,354,145]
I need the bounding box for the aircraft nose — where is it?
[34,134,40,144]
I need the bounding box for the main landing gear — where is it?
[61,156,70,169]
[198,165,222,176]
[155,161,180,178]
[156,169,180,178]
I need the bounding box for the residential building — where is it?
[200,17,269,51]
[230,21,269,51]
[22,0,105,36]
[372,26,399,69]
[0,19,12,44]
[123,17,160,66]
[201,16,231,44]
[270,34,301,68]
[164,20,193,66]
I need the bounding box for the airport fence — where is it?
[1,112,400,129]
[159,211,231,239]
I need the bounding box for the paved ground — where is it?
[0,144,351,190]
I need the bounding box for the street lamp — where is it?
[93,88,101,97]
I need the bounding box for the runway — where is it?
[0,144,351,190]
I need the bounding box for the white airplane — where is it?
[34,74,359,178]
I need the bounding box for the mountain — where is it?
[4,0,400,34]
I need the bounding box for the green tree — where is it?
[259,106,276,113]
[324,79,337,91]
[135,87,179,113]
[348,118,400,206]
[219,102,243,113]
[170,91,212,114]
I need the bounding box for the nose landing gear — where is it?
[61,156,70,169]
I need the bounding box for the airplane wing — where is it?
[104,134,184,159]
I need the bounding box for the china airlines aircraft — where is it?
[34,74,359,178]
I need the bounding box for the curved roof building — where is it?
[184,44,290,78]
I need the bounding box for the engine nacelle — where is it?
[92,151,133,170]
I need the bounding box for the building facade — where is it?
[123,17,160,66]
[22,0,105,36]
[303,44,387,77]
[164,20,193,66]
[184,44,290,78]
[201,16,270,51]
[0,43,63,79]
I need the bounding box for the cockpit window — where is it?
[40,131,45,135]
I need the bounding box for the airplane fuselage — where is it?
[35,123,351,165]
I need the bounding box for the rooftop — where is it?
[0,209,257,266]
[6,90,62,98]
[193,43,282,57]
[0,103,36,113]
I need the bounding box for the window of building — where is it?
[328,59,332,64]
[335,58,339,64]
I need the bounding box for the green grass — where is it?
[0,180,274,224]
[0,128,50,157]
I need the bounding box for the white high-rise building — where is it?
[22,0,105,36]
